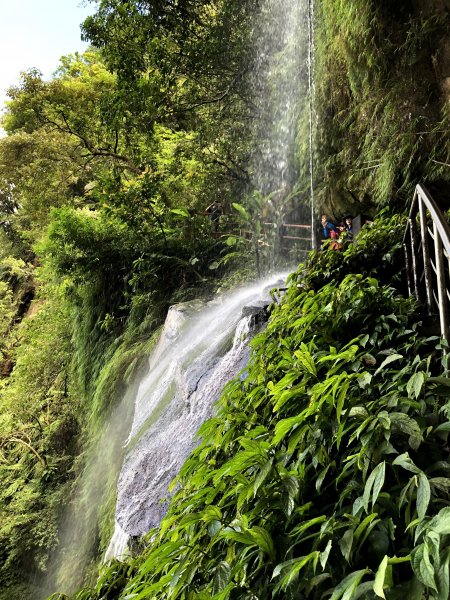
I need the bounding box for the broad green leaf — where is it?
[306,573,332,594]
[330,569,370,600]
[275,552,320,589]
[272,414,304,445]
[417,473,431,520]
[407,372,426,399]
[291,516,327,539]
[354,513,379,542]
[232,202,249,221]
[208,520,222,538]
[372,462,386,507]
[353,582,376,600]
[294,345,317,376]
[425,531,440,567]
[170,207,190,218]
[390,412,422,441]
[359,334,370,347]
[202,505,222,523]
[268,371,299,397]
[374,354,403,376]
[430,477,450,492]
[436,547,450,600]
[336,379,350,422]
[373,555,388,599]
[211,583,235,600]
[435,422,450,433]
[363,462,385,511]
[352,496,364,516]
[339,529,353,562]
[349,406,369,418]
[316,463,332,493]
[428,506,450,535]
[358,372,372,388]
[411,544,437,592]
[219,528,256,546]
[250,526,276,559]
[320,540,332,569]
[213,449,265,483]
[392,452,420,474]
[252,459,273,497]
[212,562,231,595]
[225,236,238,246]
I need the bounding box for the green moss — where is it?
[307,0,450,213]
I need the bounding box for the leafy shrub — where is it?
[68,265,450,599]
[301,214,407,293]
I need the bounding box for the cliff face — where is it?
[427,0,450,101]
[313,0,450,216]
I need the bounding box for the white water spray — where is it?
[105,274,286,560]
[249,0,314,259]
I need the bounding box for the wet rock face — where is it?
[106,276,288,559]
[241,280,287,324]
[114,314,253,538]
[242,300,271,324]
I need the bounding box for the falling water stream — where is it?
[105,275,286,561]
[249,0,313,260]
[251,0,305,195]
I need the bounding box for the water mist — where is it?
[249,0,313,257]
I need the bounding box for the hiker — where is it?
[321,214,336,238]
[345,216,353,236]
[321,214,340,251]
[337,220,346,236]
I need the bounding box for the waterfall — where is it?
[41,276,285,597]
[249,0,313,262]
[251,0,302,195]
[104,274,286,561]
[307,0,316,249]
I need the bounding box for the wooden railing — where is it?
[260,222,313,250]
[404,184,450,343]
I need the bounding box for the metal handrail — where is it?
[404,184,450,343]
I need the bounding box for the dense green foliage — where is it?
[65,219,450,599]
[314,0,450,213]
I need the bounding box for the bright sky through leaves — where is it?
[0,0,94,112]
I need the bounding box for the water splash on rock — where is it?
[106,275,286,560]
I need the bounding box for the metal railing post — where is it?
[434,221,450,344]
[418,195,434,314]
[404,239,413,297]
[409,217,420,300]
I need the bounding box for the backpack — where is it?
[330,228,338,240]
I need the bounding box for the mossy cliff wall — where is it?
[312,0,450,216]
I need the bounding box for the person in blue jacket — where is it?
[321,214,337,239]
